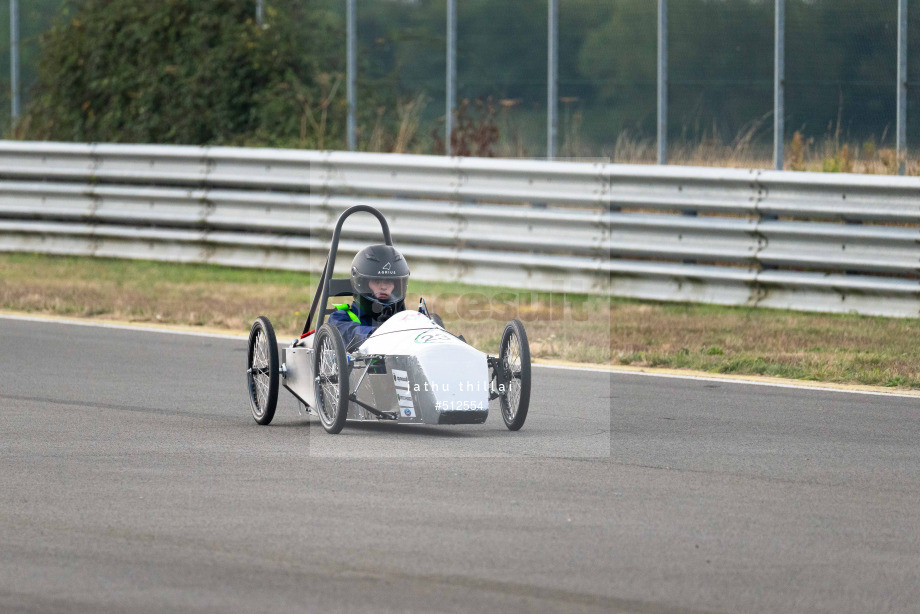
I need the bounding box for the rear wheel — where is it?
[247,316,279,425]
[313,323,349,434]
[498,319,531,431]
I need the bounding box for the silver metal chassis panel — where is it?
[281,342,316,408]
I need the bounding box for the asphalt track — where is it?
[1,317,919,613]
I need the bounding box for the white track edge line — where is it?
[3,312,917,399]
[533,364,920,399]
[0,313,245,341]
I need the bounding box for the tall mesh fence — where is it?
[787,0,898,170]
[0,0,917,169]
[457,1,548,158]
[355,0,443,153]
[668,1,773,164]
[559,0,645,161]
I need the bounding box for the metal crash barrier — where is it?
[0,141,919,317]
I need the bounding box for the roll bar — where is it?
[302,205,393,334]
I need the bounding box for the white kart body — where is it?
[282,310,491,425]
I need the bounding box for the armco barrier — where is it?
[0,141,919,317]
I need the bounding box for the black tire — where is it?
[498,319,531,431]
[313,323,349,434]
[430,313,445,328]
[247,316,279,425]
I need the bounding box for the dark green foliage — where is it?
[24,0,348,147]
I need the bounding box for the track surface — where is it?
[1,318,919,613]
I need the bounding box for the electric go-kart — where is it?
[245,205,531,434]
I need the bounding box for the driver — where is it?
[329,244,410,347]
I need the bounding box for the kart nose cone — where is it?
[413,343,490,424]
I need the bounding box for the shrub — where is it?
[24,0,350,147]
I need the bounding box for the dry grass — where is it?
[360,97,916,175]
[604,131,920,175]
[3,253,920,388]
[517,115,920,174]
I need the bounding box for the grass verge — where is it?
[2,253,920,389]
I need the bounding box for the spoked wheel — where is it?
[498,319,531,431]
[313,323,349,434]
[247,316,279,425]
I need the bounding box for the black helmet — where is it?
[350,244,410,318]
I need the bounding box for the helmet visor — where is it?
[351,273,408,305]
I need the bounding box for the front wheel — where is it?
[313,323,349,434]
[498,319,531,431]
[247,316,279,425]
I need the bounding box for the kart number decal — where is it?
[392,369,416,418]
[414,331,454,344]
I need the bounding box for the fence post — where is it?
[657,0,668,165]
[446,0,456,156]
[774,0,785,171]
[897,0,907,175]
[10,0,20,123]
[547,0,558,160]
[773,0,786,171]
[346,0,356,151]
